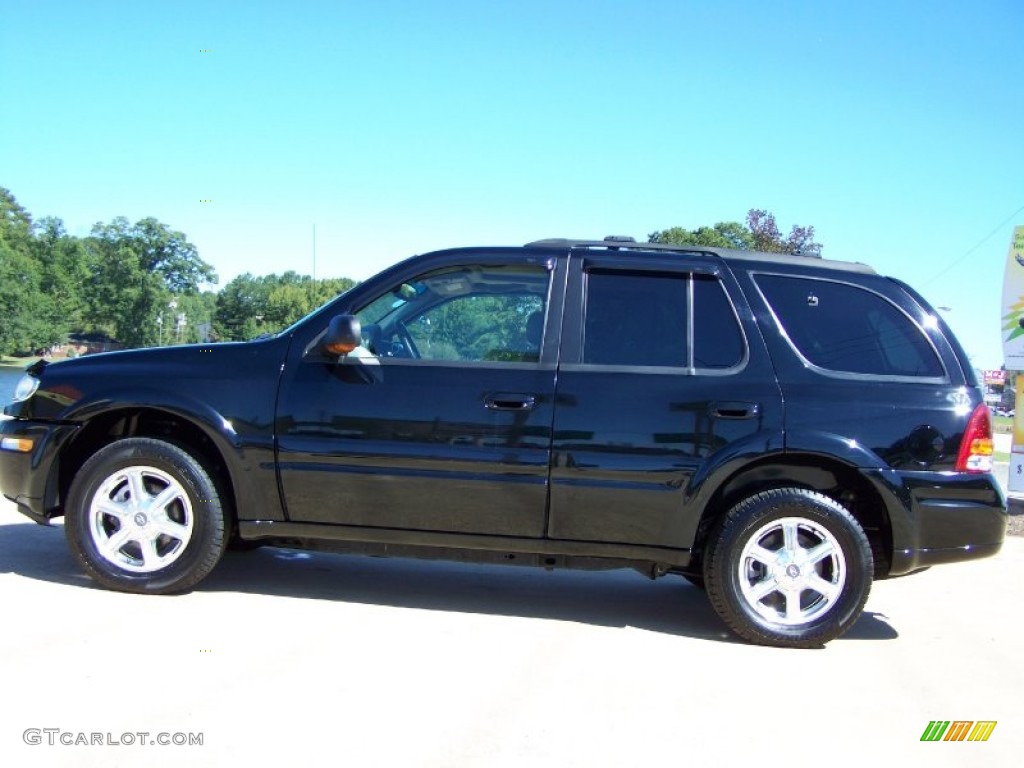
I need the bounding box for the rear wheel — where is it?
[704,488,872,648]
[65,438,227,594]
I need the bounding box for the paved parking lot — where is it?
[0,496,1021,767]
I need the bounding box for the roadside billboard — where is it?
[1001,225,1024,368]
[983,369,1006,387]
[1002,225,1024,493]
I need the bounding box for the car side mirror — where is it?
[323,315,362,356]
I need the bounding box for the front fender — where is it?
[62,387,243,446]
[54,387,281,523]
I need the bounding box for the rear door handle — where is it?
[485,393,537,411]
[710,401,760,420]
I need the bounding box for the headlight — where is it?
[12,374,40,403]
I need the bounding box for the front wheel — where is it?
[704,488,873,648]
[65,438,227,594]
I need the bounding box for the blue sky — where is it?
[2,0,1021,369]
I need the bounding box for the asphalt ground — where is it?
[0,494,1021,768]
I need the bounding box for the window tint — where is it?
[582,271,744,369]
[756,274,944,377]
[407,292,544,362]
[693,275,744,369]
[356,265,549,363]
[583,271,687,367]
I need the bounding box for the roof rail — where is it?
[524,237,707,254]
[523,237,870,272]
[525,237,829,260]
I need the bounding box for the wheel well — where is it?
[691,456,893,580]
[54,409,237,529]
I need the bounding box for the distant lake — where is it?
[0,365,28,407]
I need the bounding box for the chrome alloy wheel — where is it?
[88,465,195,573]
[737,516,846,626]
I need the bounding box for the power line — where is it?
[921,203,1024,287]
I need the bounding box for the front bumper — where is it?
[869,468,1007,576]
[0,418,79,524]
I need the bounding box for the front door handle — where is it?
[485,393,537,411]
[710,401,760,420]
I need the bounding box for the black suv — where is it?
[0,238,1005,647]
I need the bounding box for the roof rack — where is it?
[524,237,873,273]
[524,237,706,254]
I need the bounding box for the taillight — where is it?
[955,404,994,473]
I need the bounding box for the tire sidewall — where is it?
[65,438,225,594]
[707,490,872,647]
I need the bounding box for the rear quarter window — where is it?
[694,275,744,369]
[755,274,944,378]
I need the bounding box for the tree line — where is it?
[0,185,820,357]
[0,187,353,356]
[648,208,822,255]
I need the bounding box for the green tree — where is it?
[84,217,217,347]
[311,276,356,307]
[170,291,218,343]
[649,209,822,256]
[1,184,360,351]
[213,273,272,341]
[90,217,216,292]
[0,247,51,355]
[746,209,822,256]
[214,273,356,341]
[33,216,90,337]
[0,188,58,354]
[84,240,166,347]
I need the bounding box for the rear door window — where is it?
[693,275,744,369]
[582,270,744,370]
[583,271,687,367]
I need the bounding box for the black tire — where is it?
[703,488,873,648]
[64,438,227,594]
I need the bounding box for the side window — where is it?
[355,265,549,363]
[583,271,688,367]
[693,275,744,369]
[407,292,545,361]
[755,274,944,377]
[582,271,745,369]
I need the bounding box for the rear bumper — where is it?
[0,418,78,523]
[868,469,1007,576]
